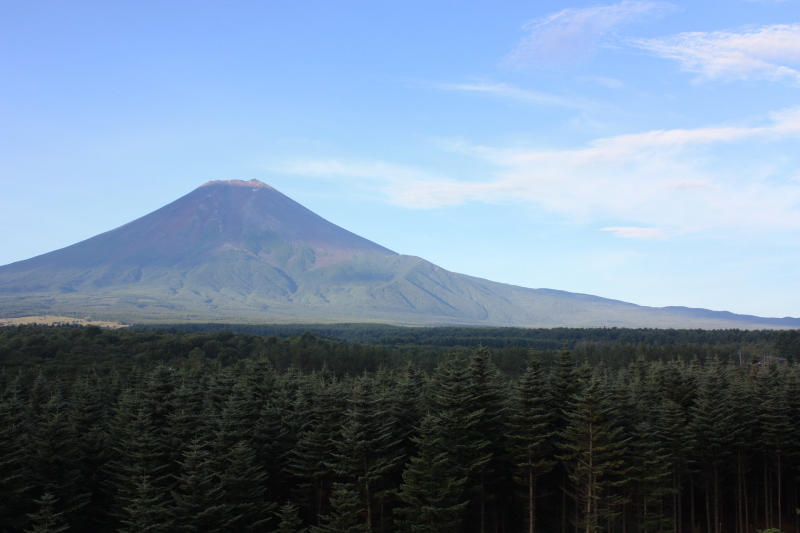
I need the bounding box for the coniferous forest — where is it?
[2,325,800,532]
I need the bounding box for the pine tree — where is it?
[243,357,284,500]
[108,397,172,532]
[170,440,225,533]
[118,475,173,533]
[331,375,401,531]
[550,343,578,430]
[216,440,275,532]
[689,358,738,533]
[0,393,33,531]
[243,356,278,410]
[630,420,673,533]
[214,380,257,452]
[465,347,509,533]
[427,355,492,490]
[204,368,238,421]
[24,492,70,533]
[508,353,555,533]
[311,483,369,533]
[143,365,176,430]
[164,372,206,472]
[549,343,578,533]
[394,414,469,533]
[659,398,695,533]
[728,365,756,533]
[290,375,344,524]
[276,501,308,533]
[69,374,113,531]
[269,365,307,504]
[558,372,631,533]
[756,362,792,532]
[25,372,53,421]
[28,391,90,527]
[391,363,424,458]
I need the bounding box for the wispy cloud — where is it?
[601,227,666,239]
[280,109,800,239]
[385,107,800,236]
[579,76,626,88]
[634,24,800,84]
[435,82,591,109]
[506,0,674,68]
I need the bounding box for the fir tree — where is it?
[728,365,756,533]
[0,393,33,531]
[28,392,90,527]
[558,372,631,533]
[659,398,695,533]
[756,362,792,532]
[216,440,275,532]
[311,483,369,533]
[170,440,225,533]
[465,347,509,533]
[331,375,401,531]
[25,493,69,533]
[117,475,173,533]
[630,421,673,533]
[69,374,113,531]
[276,501,308,533]
[689,358,738,533]
[427,355,492,490]
[550,343,578,430]
[549,343,578,533]
[290,375,344,524]
[395,414,469,533]
[164,372,206,472]
[508,353,555,533]
[108,398,172,531]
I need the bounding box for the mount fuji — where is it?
[0,179,796,329]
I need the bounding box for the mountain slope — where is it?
[0,180,796,329]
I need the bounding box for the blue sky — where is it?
[1,0,798,318]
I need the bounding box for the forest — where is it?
[2,324,800,533]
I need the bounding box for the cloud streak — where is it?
[601,227,666,239]
[634,24,800,84]
[280,109,800,239]
[506,0,674,67]
[387,107,800,237]
[435,82,592,109]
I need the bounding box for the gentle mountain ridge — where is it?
[0,180,796,329]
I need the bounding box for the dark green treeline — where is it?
[4,333,800,532]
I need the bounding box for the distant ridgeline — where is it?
[0,323,798,377]
[4,328,800,533]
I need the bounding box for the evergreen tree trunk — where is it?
[529,472,535,533]
[562,478,567,533]
[765,455,770,529]
[714,466,720,533]
[744,466,749,533]
[778,452,783,533]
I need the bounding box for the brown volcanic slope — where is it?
[0,180,797,328]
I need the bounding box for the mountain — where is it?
[0,179,797,329]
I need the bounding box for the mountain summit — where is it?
[3,179,393,273]
[0,181,797,328]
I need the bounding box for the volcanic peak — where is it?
[201,179,274,189]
